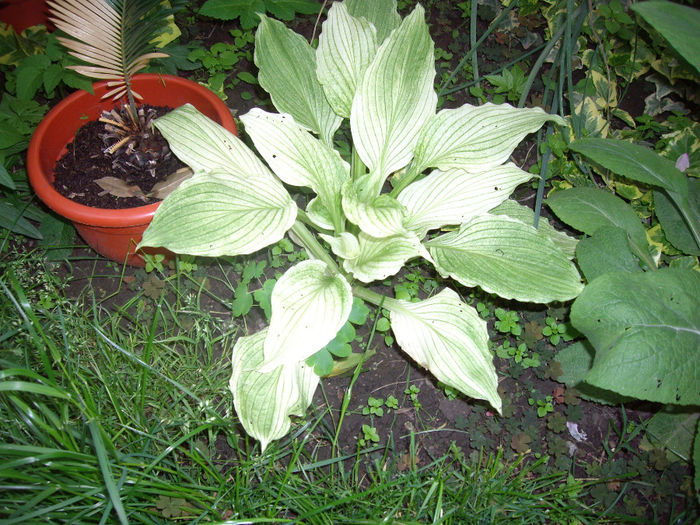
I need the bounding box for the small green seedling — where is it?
[543,316,573,345]
[494,308,522,336]
[362,396,384,417]
[529,395,555,417]
[358,424,380,447]
[405,384,422,409]
[144,253,166,273]
[386,395,399,410]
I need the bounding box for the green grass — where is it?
[0,247,624,524]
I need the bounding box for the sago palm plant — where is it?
[47,0,181,155]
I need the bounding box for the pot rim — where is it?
[27,74,235,228]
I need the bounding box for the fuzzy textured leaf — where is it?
[546,187,649,258]
[575,226,643,282]
[263,260,353,370]
[229,329,319,452]
[427,214,583,303]
[571,269,700,405]
[386,289,501,412]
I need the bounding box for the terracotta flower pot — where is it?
[27,74,236,266]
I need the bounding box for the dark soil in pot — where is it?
[52,104,187,209]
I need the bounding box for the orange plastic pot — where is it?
[27,74,236,266]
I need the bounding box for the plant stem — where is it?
[352,285,399,312]
[290,221,340,273]
[389,162,421,198]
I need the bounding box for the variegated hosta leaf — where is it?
[262,260,353,370]
[154,104,262,174]
[350,5,436,197]
[489,199,578,259]
[306,197,334,230]
[138,170,296,256]
[412,103,566,175]
[241,109,349,231]
[398,164,533,238]
[342,180,407,238]
[343,231,428,282]
[316,2,377,118]
[229,329,320,452]
[320,232,360,260]
[426,215,583,303]
[345,0,401,44]
[255,14,342,146]
[385,289,501,412]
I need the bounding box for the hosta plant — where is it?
[139,1,583,450]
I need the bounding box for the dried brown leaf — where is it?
[149,167,194,200]
[95,176,147,200]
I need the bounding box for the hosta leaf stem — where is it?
[290,221,341,275]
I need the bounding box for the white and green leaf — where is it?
[385,288,501,412]
[320,232,360,261]
[139,170,297,256]
[411,102,565,175]
[427,214,583,303]
[316,2,377,118]
[262,260,353,370]
[345,0,401,44]
[241,108,349,231]
[342,181,407,238]
[154,104,261,174]
[350,4,436,197]
[229,329,319,452]
[489,199,579,259]
[398,164,532,237]
[255,14,341,145]
[343,231,428,282]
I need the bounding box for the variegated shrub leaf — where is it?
[255,14,341,145]
[398,163,533,238]
[350,4,436,197]
[385,289,501,412]
[411,103,566,175]
[241,108,349,231]
[138,169,297,256]
[316,2,377,118]
[427,214,583,303]
[262,260,353,370]
[229,329,319,452]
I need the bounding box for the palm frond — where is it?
[47,0,177,101]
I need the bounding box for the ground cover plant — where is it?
[1,0,699,522]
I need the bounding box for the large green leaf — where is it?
[154,104,262,174]
[575,226,643,282]
[654,180,700,255]
[350,4,436,197]
[255,14,342,145]
[571,269,700,405]
[342,231,427,282]
[139,170,296,256]
[240,108,349,231]
[546,187,650,262]
[569,138,688,196]
[262,260,353,370]
[316,2,377,118]
[411,103,565,175]
[345,0,401,44]
[427,214,583,303]
[398,164,532,238]
[645,407,699,463]
[229,329,319,452]
[631,1,700,74]
[385,288,501,412]
[488,199,578,259]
